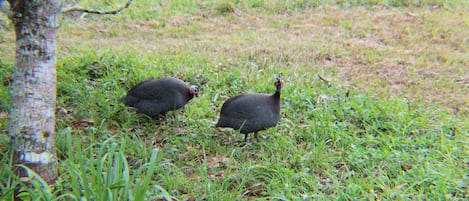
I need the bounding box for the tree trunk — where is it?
[7,0,61,185]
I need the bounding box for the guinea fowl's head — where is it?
[189,85,199,97]
[274,75,284,93]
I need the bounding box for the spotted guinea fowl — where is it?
[120,77,198,119]
[216,75,284,141]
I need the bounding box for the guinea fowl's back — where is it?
[119,79,157,106]
[216,93,280,134]
[120,77,198,118]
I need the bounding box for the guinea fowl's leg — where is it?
[152,114,160,120]
[244,133,249,142]
[254,132,259,141]
[156,112,167,120]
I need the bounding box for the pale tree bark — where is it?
[7,0,62,185]
[4,0,133,190]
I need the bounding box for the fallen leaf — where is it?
[20,177,30,182]
[186,196,196,201]
[107,125,117,133]
[126,127,137,132]
[177,151,191,160]
[0,112,8,119]
[207,157,230,169]
[401,164,412,172]
[208,170,226,178]
[334,162,347,169]
[154,135,166,143]
[406,12,417,17]
[56,106,69,114]
[79,118,94,124]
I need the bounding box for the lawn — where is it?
[0,0,468,200]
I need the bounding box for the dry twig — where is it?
[61,0,133,15]
[317,74,331,85]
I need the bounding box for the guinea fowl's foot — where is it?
[254,132,260,142]
[243,133,249,142]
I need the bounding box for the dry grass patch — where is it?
[2,6,468,112]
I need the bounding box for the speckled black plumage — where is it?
[216,75,283,141]
[120,77,198,119]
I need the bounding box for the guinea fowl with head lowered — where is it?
[120,77,198,119]
[216,75,284,142]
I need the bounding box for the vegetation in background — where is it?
[1,0,468,200]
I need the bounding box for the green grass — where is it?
[1,0,468,200]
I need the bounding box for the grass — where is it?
[1,0,468,200]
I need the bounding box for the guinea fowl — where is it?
[120,77,198,119]
[216,75,284,141]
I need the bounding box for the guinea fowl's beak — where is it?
[275,79,284,86]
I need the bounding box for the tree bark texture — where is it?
[7,0,61,185]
